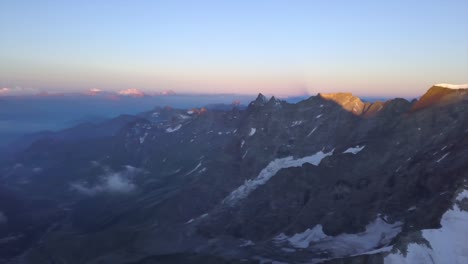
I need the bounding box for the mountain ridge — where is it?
[0,84,467,264]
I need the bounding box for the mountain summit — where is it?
[412,84,468,111]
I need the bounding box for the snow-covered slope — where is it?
[385,190,468,264]
[433,83,468,89]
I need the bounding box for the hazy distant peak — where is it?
[255,93,268,103]
[158,90,176,96]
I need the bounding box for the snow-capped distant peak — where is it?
[118,88,145,97]
[434,83,468,89]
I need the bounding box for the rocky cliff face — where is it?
[1,85,467,264]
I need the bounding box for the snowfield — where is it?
[385,190,468,264]
[223,150,334,205]
[275,216,401,258]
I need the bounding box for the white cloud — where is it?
[71,166,141,195]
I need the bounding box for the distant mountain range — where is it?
[0,84,467,264]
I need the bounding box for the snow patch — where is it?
[166,124,182,133]
[249,128,257,136]
[139,132,148,144]
[291,121,303,127]
[223,150,334,205]
[343,145,366,154]
[275,225,327,248]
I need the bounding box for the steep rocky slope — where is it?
[0,85,467,264]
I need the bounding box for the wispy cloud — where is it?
[71,166,142,196]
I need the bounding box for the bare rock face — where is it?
[319,92,388,117]
[1,85,467,264]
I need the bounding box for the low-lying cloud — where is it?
[71,166,141,196]
[0,211,7,224]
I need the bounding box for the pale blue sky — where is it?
[1,0,467,96]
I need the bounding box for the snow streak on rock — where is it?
[184,162,203,176]
[222,150,334,206]
[307,127,317,137]
[436,152,450,163]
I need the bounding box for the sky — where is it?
[0,0,467,97]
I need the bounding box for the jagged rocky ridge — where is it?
[0,85,467,264]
